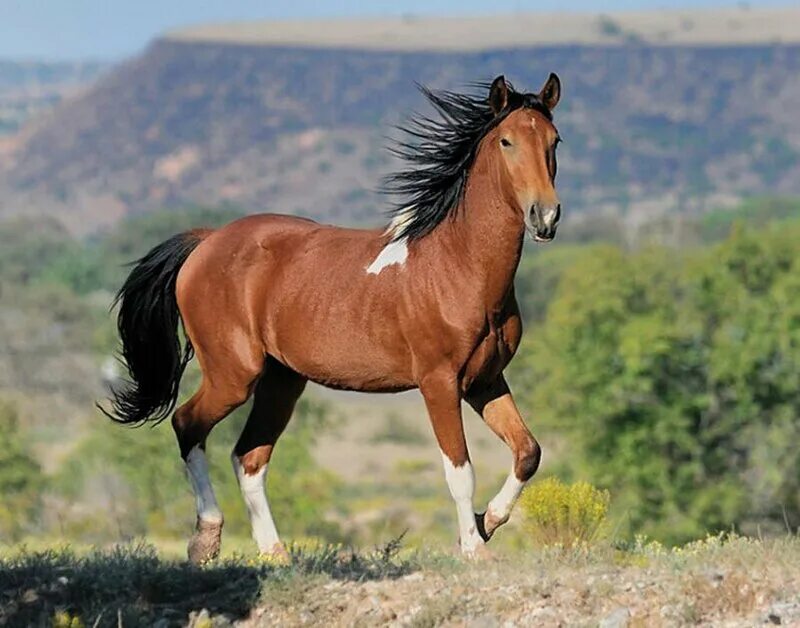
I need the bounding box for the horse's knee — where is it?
[172,406,208,459]
[515,438,541,482]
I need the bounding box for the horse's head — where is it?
[489,74,562,242]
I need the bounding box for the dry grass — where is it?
[3,533,799,626]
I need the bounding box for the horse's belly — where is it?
[267,322,416,393]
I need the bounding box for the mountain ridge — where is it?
[166,8,800,50]
[0,10,798,234]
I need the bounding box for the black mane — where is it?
[384,81,552,241]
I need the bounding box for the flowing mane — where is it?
[384,81,553,241]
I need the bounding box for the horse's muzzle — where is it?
[527,203,561,242]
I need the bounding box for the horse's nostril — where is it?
[554,204,561,224]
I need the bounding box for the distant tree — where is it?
[511,222,800,542]
[0,400,44,541]
[40,206,246,295]
[0,216,72,285]
[514,244,605,324]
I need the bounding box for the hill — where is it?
[0,8,799,233]
[0,60,105,138]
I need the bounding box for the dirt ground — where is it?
[4,535,799,627]
[236,536,800,627]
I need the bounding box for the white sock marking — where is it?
[487,466,526,522]
[366,238,408,274]
[232,454,281,553]
[186,446,223,524]
[440,451,483,554]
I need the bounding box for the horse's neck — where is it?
[425,165,525,311]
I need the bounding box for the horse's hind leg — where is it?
[173,360,262,564]
[466,375,541,541]
[232,357,307,558]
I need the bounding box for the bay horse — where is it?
[105,73,562,563]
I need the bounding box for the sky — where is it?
[0,0,792,61]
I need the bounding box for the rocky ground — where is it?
[231,535,800,627]
[4,534,799,627]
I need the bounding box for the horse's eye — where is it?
[500,138,512,148]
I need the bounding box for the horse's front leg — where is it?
[420,370,485,556]
[466,375,541,541]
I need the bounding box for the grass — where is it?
[2,533,800,626]
[0,538,417,627]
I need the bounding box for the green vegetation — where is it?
[512,211,800,543]
[0,401,44,541]
[695,197,800,242]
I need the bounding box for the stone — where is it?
[599,607,631,628]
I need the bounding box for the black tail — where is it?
[103,231,207,425]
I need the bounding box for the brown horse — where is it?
[106,73,562,563]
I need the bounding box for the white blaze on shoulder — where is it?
[186,446,223,524]
[232,454,281,553]
[486,466,526,522]
[366,238,408,274]
[440,451,484,554]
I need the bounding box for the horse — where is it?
[105,73,563,563]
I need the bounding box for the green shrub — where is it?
[518,477,610,548]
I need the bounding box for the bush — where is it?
[518,477,609,548]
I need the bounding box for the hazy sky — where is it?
[0,0,792,61]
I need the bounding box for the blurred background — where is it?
[1,0,799,553]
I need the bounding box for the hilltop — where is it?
[0,8,798,233]
[169,7,800,49]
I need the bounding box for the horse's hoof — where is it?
[260,543,291,565]
[460,540,493,561]
[475,512,492,542]
[456,529,492,560]
[187,517,223,564]
[476,510,509,541]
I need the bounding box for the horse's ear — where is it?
[488,75,508,115]
[539,73,561,111]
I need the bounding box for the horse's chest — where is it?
[462,310,522,390]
